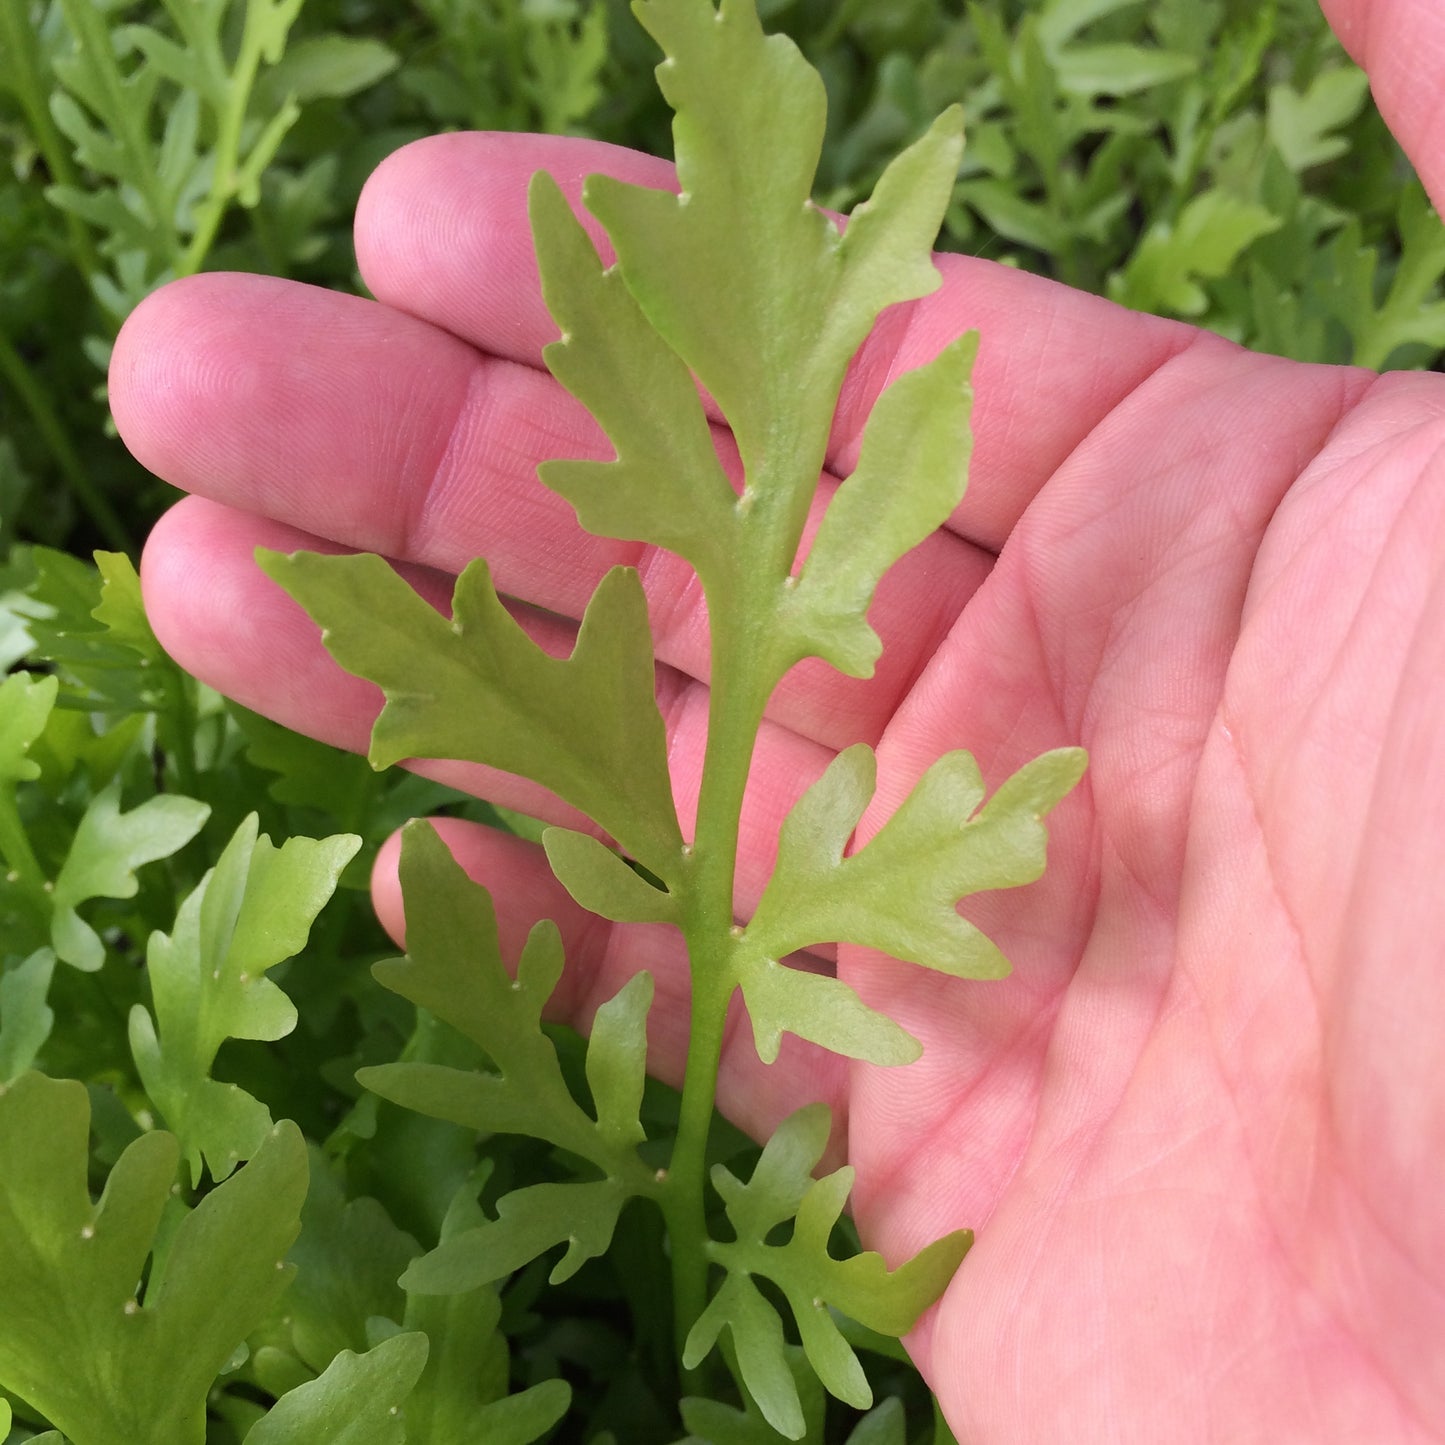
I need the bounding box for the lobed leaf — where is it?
[530,170,742,590]
[51,779,209,970]
[543,826,677,924]
[129,813,359,1183]
[244,1332,427,1445]
[686,1105,970,1436]
[0,1073,306,1445]
[360,822,658,1284]
[0,670,57,786]
[743,743,1087,980]
[782,333,977,678]
[582,0,963,566]
[260,550,683,881]
[396,1178,573,1441]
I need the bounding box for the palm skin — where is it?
[110,1,1444,1437]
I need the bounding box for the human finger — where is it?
[1319,0,1445,213]
[139,495,835,913]
[113,269,989,750]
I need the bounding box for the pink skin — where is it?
[111,0,1445,1436]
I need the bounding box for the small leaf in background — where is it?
[129,812,359,1183]
[50,779,209,970]
[253,34,400,108]
[0,947,56,1082]
[397,1177,573,1442]
[0,669,56,785]
[244,1332,427,1445]
[251,1145,419,1383]
[260,550,684,882]
[0,1073,306,1445]
[1267,66,1370,172]
[685,1105,970,1436]
[1110,188,1281,316]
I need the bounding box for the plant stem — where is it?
[661,604,774,1367]
[0,322,133,553]
[0,0,100,281]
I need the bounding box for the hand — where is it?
[110,0,1445,1436]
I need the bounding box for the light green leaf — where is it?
[688,1104,970,1431]
[1267,66,1370,172]
[733,949,918,1067]
[0,947,56,1082]
[0,670,56,786]
[0,1073,305,1445]
[743,743,1085,988]
[359,822,656,1187]
[1052,43,1196,98]
[254,34,399,106]
[685,1272,802,1438]
[260,550,683,881]
[51,779,209,970]
[543,826,677,923]
[1111,189,1281,315]
[530,169,742,589]
[584,0,961,555]
[130,813,359,1183]
[244,1333,427,1445]
[678,1346,827,1443]
[783,334,976,677]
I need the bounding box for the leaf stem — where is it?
[0,323,133,553]
[662,604,775,1367]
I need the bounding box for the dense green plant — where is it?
[2,0,1443,1441]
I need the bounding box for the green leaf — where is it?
[1267,66,1370,172]
[739,745,1085,1033]
[51,779,209,970]
[0,1073,306,1445]
[244,1333,428,1445]
[687,1105,970,1434]
[845,1397,907,1445]
[0,947,56,1082]
[260,550,683,881]
[254,34,399,107]
[678,1346,827,1443]
[783,333,976,677]
[258,1147,419,1376]
[129,813,359,1183]
[398,1180,573,1442]
[584,0,962,556]
[543,826,677,923]
[402,1177,635,1292]
[360,819,656,1176]
[530,169,742,590]
[0,670,57,787]
[1111,189,1281,316]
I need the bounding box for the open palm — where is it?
[111,1,1443,1437]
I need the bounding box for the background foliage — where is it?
[0,0,1441,1441]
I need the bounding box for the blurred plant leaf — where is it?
[0,1073,306,1445]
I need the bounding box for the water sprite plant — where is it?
[263,0,1085,1433]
